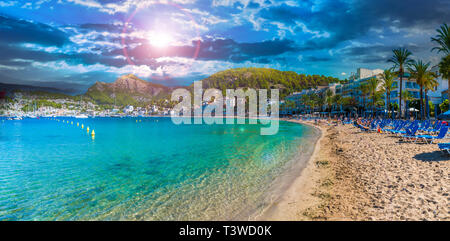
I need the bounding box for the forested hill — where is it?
[198,68,340,98]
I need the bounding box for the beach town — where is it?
[0,1,449,223]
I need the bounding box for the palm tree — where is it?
[431,23,450,99]
[431,23,450,54]
[402,90,414,118]
[407,60,434,120]
[388,48,414,118]
[325,89,333,115]
[300,94,310,114]
[358,84,370,116]
[332,94,342,113]
[308,93,319,115]
[318,93,326,115]
[379,69,396,118]
[368,77,381,117]
[423,71,438,119]
[438,55,450,99]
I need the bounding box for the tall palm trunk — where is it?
[424,89,428,119]
[387,91,391,118]
[448,79,450,101]
[372,91,375,118]
[398,68,403,119]
[419,86,424,120]
[362,96,365,117]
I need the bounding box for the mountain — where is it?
[85,68,340,106]
[3,68,341,107]
[85,74,172,106]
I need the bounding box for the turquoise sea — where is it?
[0,117,319,220]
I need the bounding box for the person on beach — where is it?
[356,118,370,130]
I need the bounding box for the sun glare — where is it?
[148,32,173,48]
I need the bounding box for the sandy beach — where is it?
[259,120,449,221]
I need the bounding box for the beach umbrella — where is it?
[438,110,450,120]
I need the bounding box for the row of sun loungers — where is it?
[355,118,450,155]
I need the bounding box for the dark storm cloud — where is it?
[260,0,450,50]
[0,15,70,47]
[340,43,424,57]
[196,38,297,62]
[339,43,426,64]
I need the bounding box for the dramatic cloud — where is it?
[0,0,449,92]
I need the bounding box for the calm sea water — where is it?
[0,117,318,220]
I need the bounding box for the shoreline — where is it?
[255,119,327,220]
[259,120,449,221]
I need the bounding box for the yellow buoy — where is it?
[87,127,90,133]
[91,130,95,136]
[81,124,84,129]
[136,120,138,123]
[71,121,73,125]
[77,122,79,126]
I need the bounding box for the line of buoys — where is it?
[52,118,96,139]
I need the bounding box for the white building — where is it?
[123,105,134,113]
[428,65,449,105]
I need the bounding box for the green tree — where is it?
[423,71,438,119]
[358,83,370,114]
[438,55,450,98]
[332,94,342,112]
[440,99,449,113]
[317,93,326,113]
[431,23,450,54]
[325,89,333,115]
[431,23,450,99]
[388,48,414,118]
[379,69,396,118]
[368,77,381,117]
[402,90,415,116]
[407,60,435,120]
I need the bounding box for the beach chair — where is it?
[438,143,450,154]
[414,126,448,144]
[425,121,443,134]
[400,125,420,142]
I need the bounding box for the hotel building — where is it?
[283,67,447,115]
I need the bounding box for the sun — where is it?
[148,32,173,48]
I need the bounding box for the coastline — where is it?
[258,120,449,221]
[255,119,327,220]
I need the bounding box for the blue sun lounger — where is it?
[414,126,448,144]
[438,143,450,154]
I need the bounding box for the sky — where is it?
[0,0,449,93]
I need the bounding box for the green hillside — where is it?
[198,68,340,98]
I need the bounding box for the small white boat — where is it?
[75,114,89,119]
[13,116,23,120]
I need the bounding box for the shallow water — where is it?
[0,117,317,220]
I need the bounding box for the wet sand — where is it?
[259,120,449,221]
